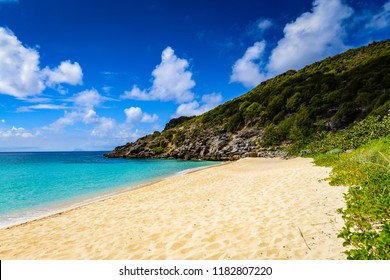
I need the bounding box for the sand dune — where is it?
[0,157,348,259]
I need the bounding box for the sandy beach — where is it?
[0,157,348,260]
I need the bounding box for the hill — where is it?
[105,40,390,160]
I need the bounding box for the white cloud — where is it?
[73,89,104,108]
[46,108,116,136]
[16,104,69,112]
[267,0,353,74]
[230,41,267,88]
[124,106,158,124]
[366,1,390,30]
[0,126,33,138]
[43,60,83,87]
[18,97,52,103]
[122,47,195,103]
[141,112,159,123]
[46,109,101,132]
[42,89,157,141]
[0,27,83,98]
[91,117,116,137]
[1,119,5,123]
[122,85,149,100]
[124,107,142,123]
[230,0,354,88]
[45,89,105,131]
[83,109,98,124]
[47,110,80,131]
[175,93,222,117]
[0,27,44,98]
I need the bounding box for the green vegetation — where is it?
[121,40,390,157]
[151,146,167,154]
[306,113,390,153]
[199,40,390,145]
[308,114,390,259]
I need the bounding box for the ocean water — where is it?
[0,151,220,228]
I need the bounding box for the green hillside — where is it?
[106,40,390,160]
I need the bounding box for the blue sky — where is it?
[0,0,389,151]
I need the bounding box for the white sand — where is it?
[0,157,348,259]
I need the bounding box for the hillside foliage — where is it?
[198,40,390,147]
[109,40,390,159]
[312,114,390,259]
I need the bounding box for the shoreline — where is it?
[0,157,348,260]
[0,161,226,230]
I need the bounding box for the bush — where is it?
[307,112,390,153]
[313,132,390,259]
[152,146,167,154]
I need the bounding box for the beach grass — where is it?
[313,136,390,259]
[307,113,390,260]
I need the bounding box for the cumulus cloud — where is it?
[230,41,267,88]
[122,85,149,100]
[0,27,44,98]
[122,47,195,103]
[267,0,353,74]
[175,93,223,117]
[231,0,354,87]
[140,112,159,123]
[42,60,83,87]
[45,89,107,131]
[124,107,158,124]
[82,109,98,124]
[366,1,390,30]
[0,27,83,98]
[91,117,116,137]
[43,89,158,140]
[0,126,34,138]
[124,107,142,123]
[47,108,107,132]
[47,111,80,131]
[73,89,104,108]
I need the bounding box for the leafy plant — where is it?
[312,129,390,259]
[152,146,167,154]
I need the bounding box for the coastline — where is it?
[0,157,348,260]
[0,161,225,230]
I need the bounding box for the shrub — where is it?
[307,112,390,153]
[152,146,167,154]
[312,130,390,259]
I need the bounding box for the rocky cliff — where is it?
[105,122,287,160]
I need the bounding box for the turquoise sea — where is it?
[0,151,220,228]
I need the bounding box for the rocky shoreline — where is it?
[104,126,288,161]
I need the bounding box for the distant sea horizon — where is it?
[0,151,220,228]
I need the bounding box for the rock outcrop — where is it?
[164,116,195,130]
[104,126,287,160]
